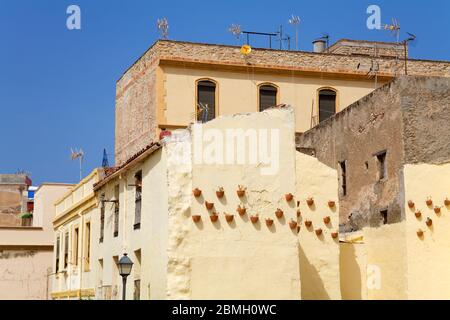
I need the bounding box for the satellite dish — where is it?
[240,44,252,55]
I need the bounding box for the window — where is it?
[134,172,142,230]
[376,151,387,181]
[381,209,388,225]
[259,84,278,112]
[84,221,91,271]
[134,249,141,300]
[114,185,119,238]
[64,232,69,269]
[339,161,347,197]
[73,226,79,267]
[55,235,60,273]
[134,280,141,300]
[100,194,105,243]
[197,80,216,123]
[319,89,337,123]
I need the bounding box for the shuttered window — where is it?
[259,85,277,112]
[197,80,216,123]
[319,89,336,122]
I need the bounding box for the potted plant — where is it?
[304,220,312,228]
[250,215,259,224]
[210,212,219,223]
[275,208,284,219]
[415,211,422,218]
[434,207,441,214]
[192,215,201,223]
[285,193,294,202]
[445,198,450,206]
[266,218,274,227]
[237,185,246,198]
[225,213,234,223]
[236,205,246,216]
[426,217,433,227]
[289,219,298,229]
[306,197,314,206]
[20,213,33,227]
[216,187,225,199]
[315,228,323,236]
[407,200,415,209]
[417,229,424,237]
[426,198,433,206]
[328,200,336,208]
[205,201,214,210]
[331,232,338,239]
[192,188,202,198]
[323,216,331,224]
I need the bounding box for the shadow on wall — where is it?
[298,245,330,300]
[339,243,363,300]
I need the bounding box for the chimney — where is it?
[312,39,327,53]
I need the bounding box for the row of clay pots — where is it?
[192,213,298,229]
[408,199,450,209]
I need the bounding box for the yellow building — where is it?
[50,169,104,300]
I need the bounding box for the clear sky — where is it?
[1,0,449,185]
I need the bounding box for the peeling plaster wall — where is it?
[0,250,52,300]
[166,108,301,299]
[403,163,450,299]
[296,152,341,300]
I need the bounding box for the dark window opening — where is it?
[197,80,216,123]
[113,185,119,238]
[100,194,105,243]
[64,232,69,269]
[376,151,387,181]
[55,236,60,273]
[319,89,336,123]
[365,161,369,170]
[259,85,277,112]
[134,171,142,230]
[339,161,347,197]
[381,209,388,225]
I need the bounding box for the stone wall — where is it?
[328,40,406,59]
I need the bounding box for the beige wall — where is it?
[162,66,381,133]
[339,242,367,300]
[403,163,450,299]
[296,152,341,299]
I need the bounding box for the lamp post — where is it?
[117,253,133,300]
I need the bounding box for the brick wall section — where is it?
[115,40,450,165]
[296,79,405,231]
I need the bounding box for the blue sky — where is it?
[1,0,449,185]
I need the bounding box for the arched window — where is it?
[259,84,278,112]
[318,89,337,123]
[197,80,216,123]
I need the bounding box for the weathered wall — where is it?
[403,163,450,299]
[0,249,53,300]
[296,79,405,231]
[401,77,450,165]
[328,40,406,59]
[295,152,341,299]
[166,108,301,299]
[339,242,367,300]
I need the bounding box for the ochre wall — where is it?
[162,65,380,133]
[166,108,301,299]
[295,152,341,300]
[403,163,450,299]
[339,242,367,300]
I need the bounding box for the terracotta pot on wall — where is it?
[289,220,298,229]
[285,193,294,202]
[426,218,433,227]
[210,214,219,223]
[193,188,202,197]
[417,229,424,237]
[237,206,246,216]
[328,200,335,208]
[250,216,259,224]
[306,198,314,206]
[434,207,441,214]
[216,189,225,199]
[415,211,422,218]
[225,214,234,223]
[331,232,338,239]
[315,229,323,236]
[408,200,415,209]
[275,209,284,219]
[205,202,214,210]
[426,199,433,206]
[237,190,245,198]
[305,220,312,228]
[266,219,274,227]
[323,216,331,224]
[192,215,201,223]
[445,198,450,206]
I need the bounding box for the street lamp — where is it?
[117,253,133,300]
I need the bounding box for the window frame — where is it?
[317,87,339,123]
[195,78,218,123]
[258,83,279,112]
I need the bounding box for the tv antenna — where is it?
[70,148,84,181]
[288,15,301,50]
[276,25,291,50]
[384,18,401,43]
[401,32,416,75]
[157,18,169,39]
[102,148,110,168]
[228,24,242,40]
